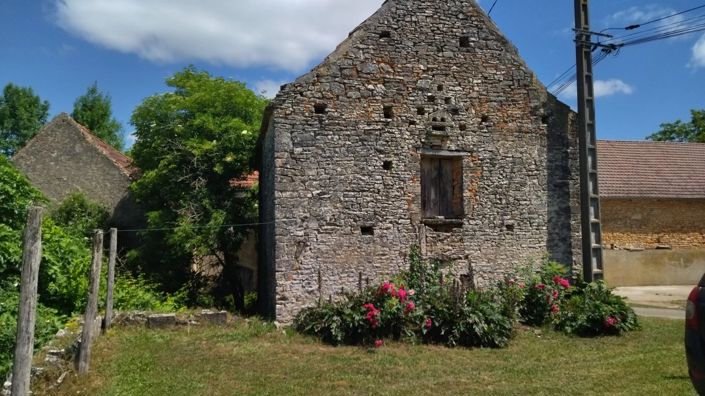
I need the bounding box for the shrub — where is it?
[554,280,639,336]
[295,247,514,349]
[514,259,570,327]
[50,192,110,239]
[0,288,63,379]
[110,274,182,312]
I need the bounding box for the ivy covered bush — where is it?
[294,247,514,348]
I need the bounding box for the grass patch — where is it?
[47,317,692,396]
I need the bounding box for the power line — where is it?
[602,3,705,32]
[116,220,275,233]
[548,4,705,96]
[488,0,499,16]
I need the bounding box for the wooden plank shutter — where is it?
[421,157,439,218]
[439,158,464,218]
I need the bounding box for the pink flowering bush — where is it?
[294,246,514,348]
[553,279,639,336]
[515,260,571,326]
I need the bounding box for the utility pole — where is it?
[574,0,604,282]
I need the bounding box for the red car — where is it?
[686,274,705,395]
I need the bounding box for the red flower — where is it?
[379,281,396,297]
[553,276,570,288]
[405,301,415,313]
[397,288,408,301]
[424,318,433,329]
[535,283,546,290]
[375,339,384,348]
[518,282,526,289]
[604,316,618,327]
[507,278,516,286]
[408,289,416,296]
[552,290,559,299]
[551,304,560,314]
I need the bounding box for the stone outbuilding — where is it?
[12,113,142,229]
[257,0,582,321]
[598,140,705,286]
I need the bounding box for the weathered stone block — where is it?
[147,313,176,329]
[199,310,228,325]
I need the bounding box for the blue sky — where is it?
[2,0,704,148]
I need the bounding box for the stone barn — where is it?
[598,140,705,286]
[12,113,142,230]
[257,0,582,322]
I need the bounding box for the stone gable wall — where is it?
[11,117,138,228]
[259,0,581,322]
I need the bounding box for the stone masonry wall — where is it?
[259,0,580,322]
[602,198,705,249]
[11,115,139,229]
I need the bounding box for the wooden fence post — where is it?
[103,228,117,332]
[77,230,103,374]
[10,206,43,396]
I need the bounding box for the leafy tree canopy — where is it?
[72,82,124,150]
[129,66,268,309]
[647,109,705,143]
[0,83,50,156]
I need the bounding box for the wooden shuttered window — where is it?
[421,156,464,219]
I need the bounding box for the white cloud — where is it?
[560,79,634,99]
[594,79,634,97]
[54,0,384,72]
[607,5,684,28]
[689,33,705,68]
[253,80,285,99]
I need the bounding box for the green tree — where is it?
[0,83,50,156]
[129,67,268,310]
[647,109,705,143]
[72,82,124,150]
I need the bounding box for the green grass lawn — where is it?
[46,317,693,396]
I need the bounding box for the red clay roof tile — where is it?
[597,140,705,199]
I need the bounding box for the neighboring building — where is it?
[12,113,142,229]
[257,0,582,321]
[598,140,705,286]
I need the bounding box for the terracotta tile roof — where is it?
[597,140,705,199]
[230,171,259,189]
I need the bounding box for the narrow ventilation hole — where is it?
[481,114,490,123]
[409,120,417,126]
[432,117,438,122]
[459,36,471,48]
[361,226,375,236]
[432,125,447,132]
[440,117,446,122]
[450,107,460,116]
[427,95,436,103]
[417,107,426,116]
[505,224,515,232]
[383,105,394,119]
[383,161,393,170]
[314,103,327,114]
[445,97,452,105]
[437,84,444,92]
[541,115,550,124]
[379,30,391,39]
[459,124,467,131]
